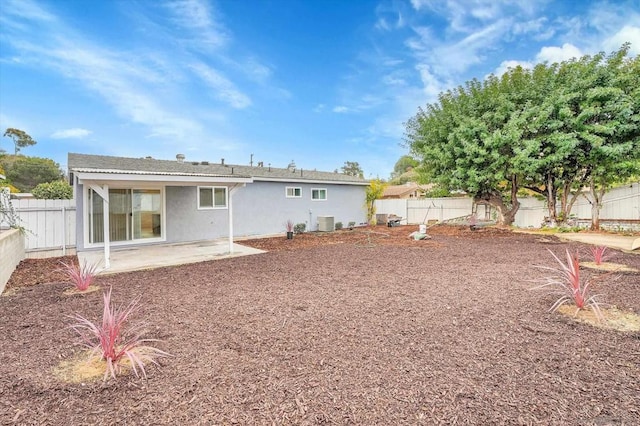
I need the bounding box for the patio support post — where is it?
[103,185,110,269]
[88,183,110,269]
[227,184,245,254]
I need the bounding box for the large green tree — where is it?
[406,66,531,225]
[0,155,65,193]
[406,45,640,226]
[3,128,37,155]
[515,46,640,226]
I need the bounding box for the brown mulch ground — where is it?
[2,225,639,425]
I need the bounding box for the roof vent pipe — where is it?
[176,153,185,163]
[221,158,225,165]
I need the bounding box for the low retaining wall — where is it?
[0,229,25,293]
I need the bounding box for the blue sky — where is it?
[1,0,639,179]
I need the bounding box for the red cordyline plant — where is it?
[590,246,610,265]
[70,287,170,381]
[533,249,604,321]
[60,260,99,291]
[284,219,295,232]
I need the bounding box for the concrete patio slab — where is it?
[78,240,265,275]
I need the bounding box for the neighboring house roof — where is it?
[382,182,433,199]
[68,153,369,185]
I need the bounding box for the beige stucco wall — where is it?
[0,228,25,293]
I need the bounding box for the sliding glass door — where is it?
[88,188,162,244]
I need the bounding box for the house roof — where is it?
[68,153,369,185]
[382,182,433,198]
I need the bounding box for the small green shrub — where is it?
[294,223,306,234]
[348,221,356,228]
[335,222,343,230]
[32,180,73,199]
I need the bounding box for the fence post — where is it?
[61,205,66,256]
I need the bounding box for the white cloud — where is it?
[333,106,349,113]
[1,0,56,23]
[511,16,556,41]
[164,0,228,50]
[375,18,391,31]
[313,104,325,113]
[431,20,511,75]
[243,58,272,82]
[374,3,406,32]
[409,0,542,34]
[1,5,205,141]
[51,128,92,139]
[383,73,408,86]
[415,64,443,99]
[492,59,533,76]
[189,62,251,109]
[409,0,430,11]
[535,43,583,64]
[602,25,640,55]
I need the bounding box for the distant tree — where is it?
[389,155,420,184]
[365,179,386,224]
[392,155,419,177]
[32,180,73,199]
[341,161,364,178]
[3,128,37,155]
[0,156,64,192]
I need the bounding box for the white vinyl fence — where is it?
[375,182,640,230]
[8,199,76,255]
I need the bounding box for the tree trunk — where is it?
[474,188,520,226]
[591,200,600,230]
[545,174,558,227]
[589,181,606,231]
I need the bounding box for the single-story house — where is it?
[382,182,434,199]
[68,153,369,268]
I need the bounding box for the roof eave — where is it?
[252,176,369,185]
[73,170,253,185]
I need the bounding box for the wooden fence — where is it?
[375,182,640,230]
[6,199,76,256]
[3,182,638,256]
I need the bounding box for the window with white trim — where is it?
[286,187,302,198]
[311,188,327,201]
[198,186,227,209]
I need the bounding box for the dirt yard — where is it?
[1,225,639,424]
